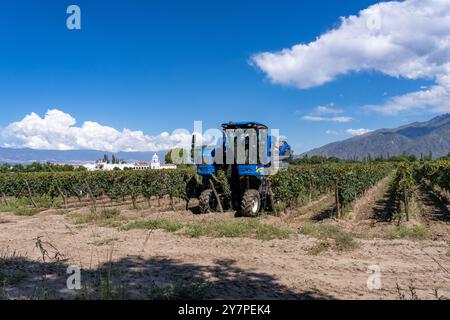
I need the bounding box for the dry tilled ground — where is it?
[0,179,449,300]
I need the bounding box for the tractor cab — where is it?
[221,121,291,176]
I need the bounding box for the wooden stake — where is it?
[170,195,175,211]
[1,191,8,206]
[84,180,97,211]
[309,181,312,204]
[209,180,223,213]
[404,186,410,222]
[335,179,341,219]
[132,195,138,210]
[55,182,68,209]
[25,180,37,208]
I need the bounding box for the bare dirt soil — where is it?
[0,187,450,300]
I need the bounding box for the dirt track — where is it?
[1,199,449,300]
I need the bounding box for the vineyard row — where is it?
[0,163,396,216]
[389,161,450,221]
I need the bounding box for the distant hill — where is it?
[0,148,168,165]
[303,114,450,159]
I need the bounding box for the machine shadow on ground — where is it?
[0,255,333,300]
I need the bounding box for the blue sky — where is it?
[0,0,447,153]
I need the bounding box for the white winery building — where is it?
[83,153,177,171]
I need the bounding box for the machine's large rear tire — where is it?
[199,189,217,213]
[241,189,261,217]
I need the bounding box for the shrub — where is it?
[388,224,430,240]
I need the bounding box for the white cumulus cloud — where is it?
[0,109,193,152]
[303,115,353,123]
[315,103,344,115]
[346,128,373,136]
[252,0,450,114]
[325,130,341,135]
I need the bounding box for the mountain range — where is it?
[303,114,450,159]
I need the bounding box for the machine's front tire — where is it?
[199,189,217,213]
[241,189,261,217]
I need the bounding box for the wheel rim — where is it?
[251,199,259,213]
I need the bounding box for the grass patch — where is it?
[0,196,57,212]
[100,209,121,219]
[11,208,42,216]
[300,223,320,236]
[185,220,250,238]
[0,196,59,216]
[0,198,32,212]
[308,241,331,255]
[0,205,42,216]
[184,220,290,241]
[121,219,184,233]
[300,222,359,253]
[334,233,359,252]
[185,223,206,238]
[274,202,287,212]
[33,195,58,208]
[253,222,291,241]
[119,218,290,241]
[70,208,122,225]
[300,223,346,239]
[388,224,430,240]
[147,280,209,300]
